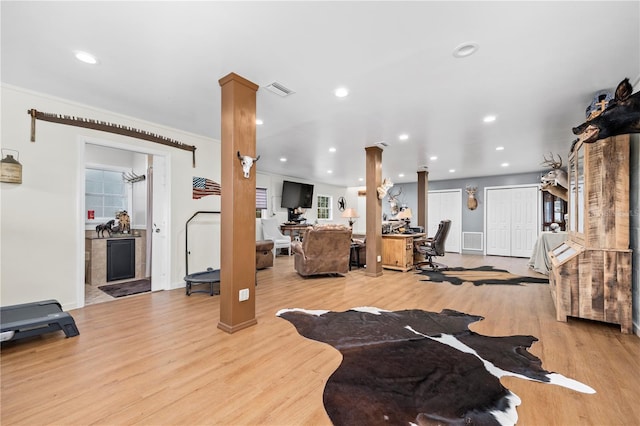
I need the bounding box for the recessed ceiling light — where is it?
[280,157,287,162]
[398,173,405,178]
[399,134,409,141]
[430,156,438,160]
[496,146,504,151]
[483,115,496,123]
[334,87,349,98]
[256,119,263,125]
[449,169,456,173]
[358,177,364,182]
[74,50,97,64]
[501,163,509,167]
[329,147,336,153]
[453,42,479,58]
[327,170,333,174]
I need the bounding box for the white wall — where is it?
[0,85,221,309]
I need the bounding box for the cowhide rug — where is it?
[277,307,594,426]
[418,266,549,286]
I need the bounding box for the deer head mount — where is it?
[237,151,260,179]
[465,186,478,211]
[387,186,403,216]
[540,152,568,201]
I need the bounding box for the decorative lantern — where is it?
[1,150,22,184]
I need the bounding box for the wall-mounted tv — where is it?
[281,180,314,209]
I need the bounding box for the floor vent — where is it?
[462,232,483,251]
[263,81,295,97]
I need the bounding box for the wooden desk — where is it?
[381,233,425,272]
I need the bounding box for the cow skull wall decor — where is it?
[237,151,260,178]
[572,77,640,144]
[540,153,568,201]
[465,186,478,210]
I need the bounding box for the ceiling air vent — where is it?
[264,81,295,97]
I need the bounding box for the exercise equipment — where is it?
[1,300,79,342]
[185,211,221,296]
[184,267,221,296]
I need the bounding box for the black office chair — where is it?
[414,220,451,271]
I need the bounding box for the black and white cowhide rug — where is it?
[418,266,549,286]
[277,307,594,426]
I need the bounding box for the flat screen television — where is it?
[281,180,314,209]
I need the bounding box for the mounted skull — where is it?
[237,151,260,179]
[377,177,393,200]
[540,153,568,201]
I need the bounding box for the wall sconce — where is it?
[341,208,359,228]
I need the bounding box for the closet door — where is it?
[510,186,539,257]
[486,186,539,257]
[486,189,511,256]
[428,190,462,253]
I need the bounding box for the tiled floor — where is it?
[85,284,115,305]
[85,283,151,305]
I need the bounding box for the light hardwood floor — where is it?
[2,254,639,425]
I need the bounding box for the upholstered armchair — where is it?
[261,218,292,256]
[292,224,352,277]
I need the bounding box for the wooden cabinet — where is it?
[382,234,424,272]
[549,134,632,333]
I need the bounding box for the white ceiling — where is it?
[2,1,639,186]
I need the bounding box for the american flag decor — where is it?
[193,176,221,199]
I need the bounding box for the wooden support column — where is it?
[417,170,429,231]
[218,72,259,333]
[365,146,383,277]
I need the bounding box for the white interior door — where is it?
[486,189,511,256]
[151,155,170,291]
[510,187,539,257]
[428,190,462,253]
[486,185,539,257]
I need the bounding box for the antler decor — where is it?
[28,109,197,167]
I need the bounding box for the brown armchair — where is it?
[292,224,352,276]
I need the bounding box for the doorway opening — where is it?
[79,138,170,307]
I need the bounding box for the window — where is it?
[256,187,267,218]
[317,195,332,220]
[86,168,129,222]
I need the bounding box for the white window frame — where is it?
[85,163,132,225]
[317,194,332,221]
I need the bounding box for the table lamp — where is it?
[341,208,359,228]
[396,208,412,227]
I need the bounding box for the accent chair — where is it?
[292,224,352,277]
[260,218,292,256]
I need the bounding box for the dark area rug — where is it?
[277,307,594,426]
[98,279,151,298]
[417,265,549,286]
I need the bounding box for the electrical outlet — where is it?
[239,288,250,301]
[377,255,382,262]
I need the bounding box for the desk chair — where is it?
[261,218,292,256]
[414,220,451,271]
